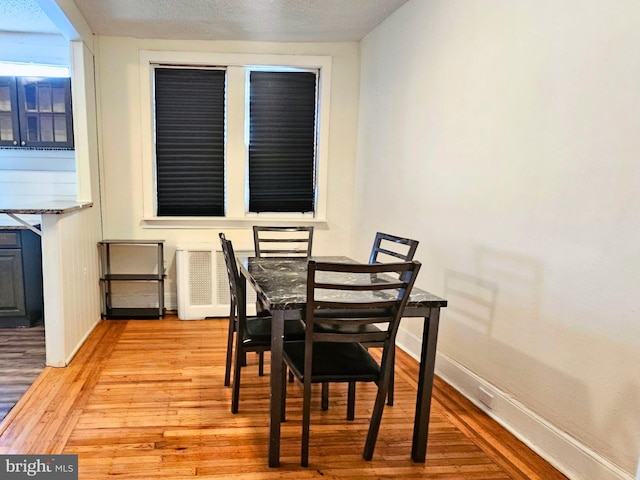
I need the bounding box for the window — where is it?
[154,68,226,216]
[0,76,74,149]
[141,51,331,225]
[248,71,317,213]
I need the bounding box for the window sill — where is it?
[141,216,328,229]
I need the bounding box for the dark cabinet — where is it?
[0,229,43,328]
[0,76,74,149]
[0,77,19,145]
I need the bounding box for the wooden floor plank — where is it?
[0,324,46,421]
[0,316,569,479]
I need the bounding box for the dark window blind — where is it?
[248,71,317,213]
[154,68,225,216]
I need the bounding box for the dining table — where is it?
[237,255,448,467]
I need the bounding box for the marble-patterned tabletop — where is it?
[0,200,92,215]
[238,255,447,311]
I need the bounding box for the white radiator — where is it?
[176,243,257,320]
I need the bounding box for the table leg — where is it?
[269,309,285,467]
[411,307,441,462]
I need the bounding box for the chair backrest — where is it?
[369,232,419,265]
[219,233,245,316]
[253,226,314,258]
[305,260,421,350]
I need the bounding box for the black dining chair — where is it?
[253,226,314,258]
[369,232,419,267]
[281,260,421,466]
[365,232,419,405]
[219,233,304,413]
[253,225,314,317]
[321,232,420,408]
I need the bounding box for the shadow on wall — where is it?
[443,270,498,336]
[443,262,590,430]
[442,246,640,475]
[476,246,545,336]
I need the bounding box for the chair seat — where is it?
[284,341,380,382]
[243,317,306,347]
[316,322,385,336]
[313,309,388,336]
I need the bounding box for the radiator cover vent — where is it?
[188,250,213,306]
[176,243,256,320]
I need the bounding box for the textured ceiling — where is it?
[0,0,410,42]
[0,0,59,34]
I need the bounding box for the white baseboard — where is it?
[395,326,634,480]
[64,317,101,367]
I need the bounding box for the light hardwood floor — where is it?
[0,316,569,479]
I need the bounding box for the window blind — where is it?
[248,71,317,213]
[154,68,225,216]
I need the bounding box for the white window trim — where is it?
[139,50,331,228]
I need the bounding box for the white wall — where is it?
[0,31,103,366]
[0,32,76,226]
[94,36,360,306]
[39,40,103,367]
[355,1,639,479]
[0,155,76,227]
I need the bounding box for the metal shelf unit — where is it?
[99,240,165,319]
